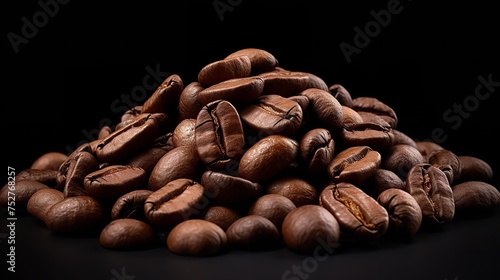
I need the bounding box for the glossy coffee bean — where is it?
[320,183,389,240]
[15,168,58,188]
[427,149,462,185]
[248,194,297,232]
[299,88,343,132]
[30,152,68,171]
[141,74,184,115]
[111,189,153,221]
[127,132,175,175]
[299,128,335,175]
[391,129,418,148]
[201,171,262,206]
[381,144,424,179]
[266,176,318,206]
[341,122,394,150]
[84,165,148,199]
[172,118,196,148]
[198,56,252,87]
[362,168,405,199]
[198,76,264,107]
[167,219,227,256]
[329,84,353,107]
[226,215,280,250]
[63,150,99,197]
[199,206,240,231]
[351,97,398,128]
[120,106,142,122]
[457,155,494,183]
[281,205,340,254]
[341,106,364,124]
[99,218,159,250]
[415,141,444,162]
[405,163,455,224]
[27,188,65,224]
[178,81,204,120]
[327,146,381,185]
[377,188,423,236]
[452,181,500,212]
[259,70,328,97]
[225,48,279,74]
[0,180,49,210]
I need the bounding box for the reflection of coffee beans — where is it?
[5,47,499,257]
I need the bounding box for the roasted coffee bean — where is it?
[452,181,500,212]
[198,76,264,107]
[99,218,159,250]
[288,95,310,114]
[225,48,279,74]
[172,118,197,148]
[199,206,240,231]
[239,135,299,183]
[362,168,405,199]
[141,74,184,115]
[195,100,245,171]
[30,152,68,171]
[148,145,201,191]
[239,94,303,136]
[299,128,335,175]
[320,183,389,240]
[120,106,143,122]
[377,188,423,237]
[299,88,343,132]
[226,215,280,250]
[428,149,462,185]
[127,132,175,175]
[111,189,153,221]
[381,144,424,179]
[327,146,381,185]
[96,113,169,164]
[352,97,398,128]
[27,188,65,224]
[341,106,364,124]
[259,70,328,97]
[56,143,94,188]
[0,180,49,210]
[391,129,418,148]
[281,205,340,254]
[248,194,296,232]
[341,122,394,150]
[144,178,205,227]
[15,168,58,188]
[63,150,99,197]
[84,165,147,199]
[356,111,392,127]
[329,84,353,107]
[457,155,494,183]
[98,126,113,140]
[178,81,204,120]
[198,56,252,87]
[45,195,108,234]
[415,141,444,162]
[266,177,318,206]
[405,163,455,224]
[167,219,227,256]
[201,171,262,206]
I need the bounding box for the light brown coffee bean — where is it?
[415,141,444,162]
[341,122,394,150]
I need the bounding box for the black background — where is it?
[2,1,500,280]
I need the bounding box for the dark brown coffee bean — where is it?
[120,106,143,122]
[63,150,99,197]
[299,128,335,175]
[452,181,500,212]
[111,189,153,221]
[84,165,148,199]
[148,145,201,191]
[329,84,353,107]
[15,168,58,188]
[199,206,240,231]
[195,100,245,171]
[198,56,252,87]
[281,205,340,254]
[299,88,343,132]
[178,81,204,120]
[320,183,389,240]
[141,74,184,115]
[144,178,205,227]
[341,106,364,124]
[0,180,50,211]
[240,94,303,136]
[415,141,444,162]
[356,111,392,127]
[198,76,264,107]
[96,113,169,164]
[226,215,280,250]
[288,95,310,114]
[30,152,68,171]
[56,143,95,188]
[381,144,424,179]
[327,146,381,185]
[45,195,108,234]
[457,155,494,183]
[266,177,318,206]
[98,126,113,140]
[352,97,398,128]
[239,135,299,183]
[172,118,197,148]
[201,171,262,206]
[27,188,64,224]
[341,122,394,150]
[225,48,279,74]
[428,149,462,185]
[167,219,227,256]
[259,70,328,97]
[377,188,423,237]
[248,194,296,232]
[127,132,175,175]
[99,218,160,250]
[405,163,455,224]
[391,129,418,148]
[362,168,405,199]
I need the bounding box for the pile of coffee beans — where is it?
[2,48,500,256]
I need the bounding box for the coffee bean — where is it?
[199,206,240,231]
[248,194,297,232]
[381,144,424,179]
[27,188,65,224]
[141,74,184,115]
[299,88,343,132]
[415,141,444,162]
[84,165,148,199]
[30,152,68,171]
[226,215,280,250]
[198,76,264,107]
[327,146,381,185]
[0,180,50,211]
[198,56,252,87]
[352,97,398,128]
[172,118,197,148]
[377,188,423,237]
[457,155,494,183]
[266,176,318,207]
[167,219,227,256]
[452,181,500,212]
[428,149,462,185]
[329,84,353,107]
[111,189,153,221]
[178,81,204,120]
[127,132,175,175]
[99,218,159,250]
[225,48,279,74]
[341,122,394,150]
[15,168,58,188]
[299,128,335,175]
[201,170,262,206]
